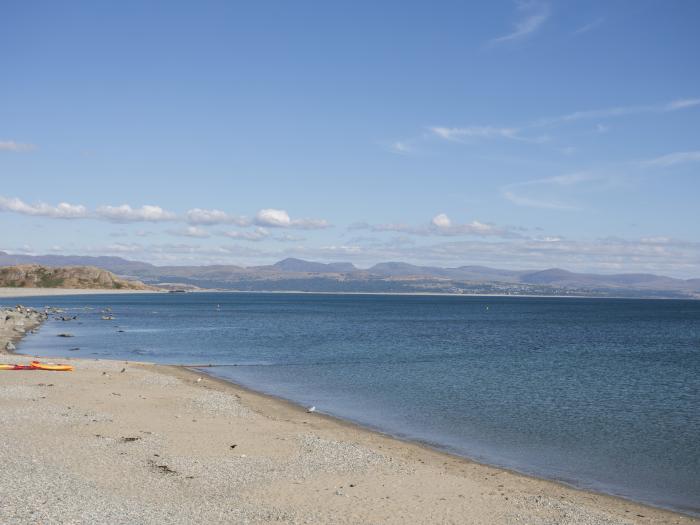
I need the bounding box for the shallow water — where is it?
[12,292,700,515]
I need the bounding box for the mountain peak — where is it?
[271,258,357,273]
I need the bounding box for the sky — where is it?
[2,1,699,277]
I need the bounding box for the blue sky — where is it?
[2,1,699,276]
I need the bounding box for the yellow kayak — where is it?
[31,361,74,372]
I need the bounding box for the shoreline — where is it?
[192,364,699,519]
[2,309,698,522]
[0,287,164,298]
[1,286,696,301]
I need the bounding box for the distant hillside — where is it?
[263,257,357,273]
[0,252,155,275]
[1,252,698,299]
[0,265,156,290]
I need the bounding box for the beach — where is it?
[0,306,696,524]
[2,356,694,524]
[0,287,163,298]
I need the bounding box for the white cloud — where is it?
[431,213,452,228]
[185,208,250,226]
[255,208,292,227]
[0,196,330,231]
[0,196,88,218]
[489,1,550,45]
[96,204,177,222]
[254,208,330,230]
[0,140,36,152]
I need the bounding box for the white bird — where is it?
[306,406,316,413]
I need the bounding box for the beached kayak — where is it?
[30,361,74,372]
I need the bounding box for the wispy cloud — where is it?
[429,126,549,145]
[351,214,517,238]
[426,96,699,152]
[389,141,412,154]
[167,226,211,238]
[275,233,307,242]
[501,171,614,210]
[572,17,604,36]
[502,191,576,210]
[504,149,700,211]
[534,98,700,127]
[0,140,36,152]
[666,98,700,111]
[221,228,270,241]
[430,126,518,142]
[642,150,700,167]
[489,1,550,45]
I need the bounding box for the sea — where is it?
[10,292,700,516]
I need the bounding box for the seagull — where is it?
[306,406,316,413]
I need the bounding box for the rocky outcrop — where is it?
[0,265,156,290]
[0,305,48,354]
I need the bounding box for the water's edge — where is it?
[9,293,699,518]
[192,363,699,519]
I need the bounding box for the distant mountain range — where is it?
[1,252,698,299]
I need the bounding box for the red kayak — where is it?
[1,361,73,371]
[0,364,34,370]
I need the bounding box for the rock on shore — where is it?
[0,305,47,354]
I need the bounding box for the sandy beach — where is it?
[2,357,695,524]
[0,308,695,524]
[0,287,163,298]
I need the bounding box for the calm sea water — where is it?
[11,293,700,515]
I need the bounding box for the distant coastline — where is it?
[2,253,698,300]
[188,289,695,300]
[2,287,696,301]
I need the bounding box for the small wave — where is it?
[130,348,155,356]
